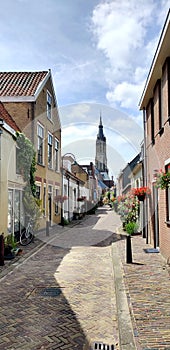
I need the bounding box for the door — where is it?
[8,189,24,240]
[8,190,13,234]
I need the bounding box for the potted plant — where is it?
[4,234,17,260]
[132,186,151,201]
[156,169,170,189]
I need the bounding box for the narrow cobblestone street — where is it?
[0,207,120,350]
[1,207,170,350]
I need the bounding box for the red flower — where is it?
[132,187,151,196]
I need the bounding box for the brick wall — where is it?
[146,58,170,260]
[4,76,62,228]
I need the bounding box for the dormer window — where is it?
[47,90,52,120]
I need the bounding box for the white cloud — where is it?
[62,124,97,148]
[106,81,144,109]
[90,0,169,113]
[91,0,155,70]
[156,0,170,25]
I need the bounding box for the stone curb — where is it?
[112,242,137,350]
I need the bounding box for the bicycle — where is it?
[20,219,34,246]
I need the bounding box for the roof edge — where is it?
[139,9,170,109]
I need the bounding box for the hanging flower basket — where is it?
[132,187,151,200]
[137,194,145,201]
[156,169,170,189]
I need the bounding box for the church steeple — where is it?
[95,114,108,173]
[97,113,106,141]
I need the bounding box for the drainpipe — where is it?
[143,108,148,243]
[67,176,70,221]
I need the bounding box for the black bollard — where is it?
[126,234,132,263]
[0,234,4,266]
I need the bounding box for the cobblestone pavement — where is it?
[1,207,170,350]
[0,207,120,350]
[116,230,170,350]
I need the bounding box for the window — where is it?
[64,184,67,197]
[167,187,170,222]
[166,164,170,222]
[16,146,21,175]
[47,91,52,120]
[35,185,41,200]
[48,133,53,168]
[54,139,59,171]
[167,58,170,118]
[37,124,44,165]
[8,189,24,237]
[158,79,163,131]
[150,98,155,145]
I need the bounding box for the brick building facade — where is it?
[0,70,62,229]
[139,10,170,260]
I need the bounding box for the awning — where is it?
[98,180,108,189]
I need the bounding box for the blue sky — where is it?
[0,0,170,178]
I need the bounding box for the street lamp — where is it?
[61,152,77,226]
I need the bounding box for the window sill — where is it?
[165,220,170,226]
[47,117,54,124]
[164,116,170,126]
[158,127,164,136]
[37,163,45,167]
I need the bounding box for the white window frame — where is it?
[37,123,44,165]
[48,132,53,169]
[47,90,52,120]
[167,187,170,221]
[164,160,170,221]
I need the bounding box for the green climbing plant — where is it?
[16,132,42,230]
[16,132,36,194]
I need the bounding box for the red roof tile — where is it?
[0,102,20,132]
[0,71,48,97]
